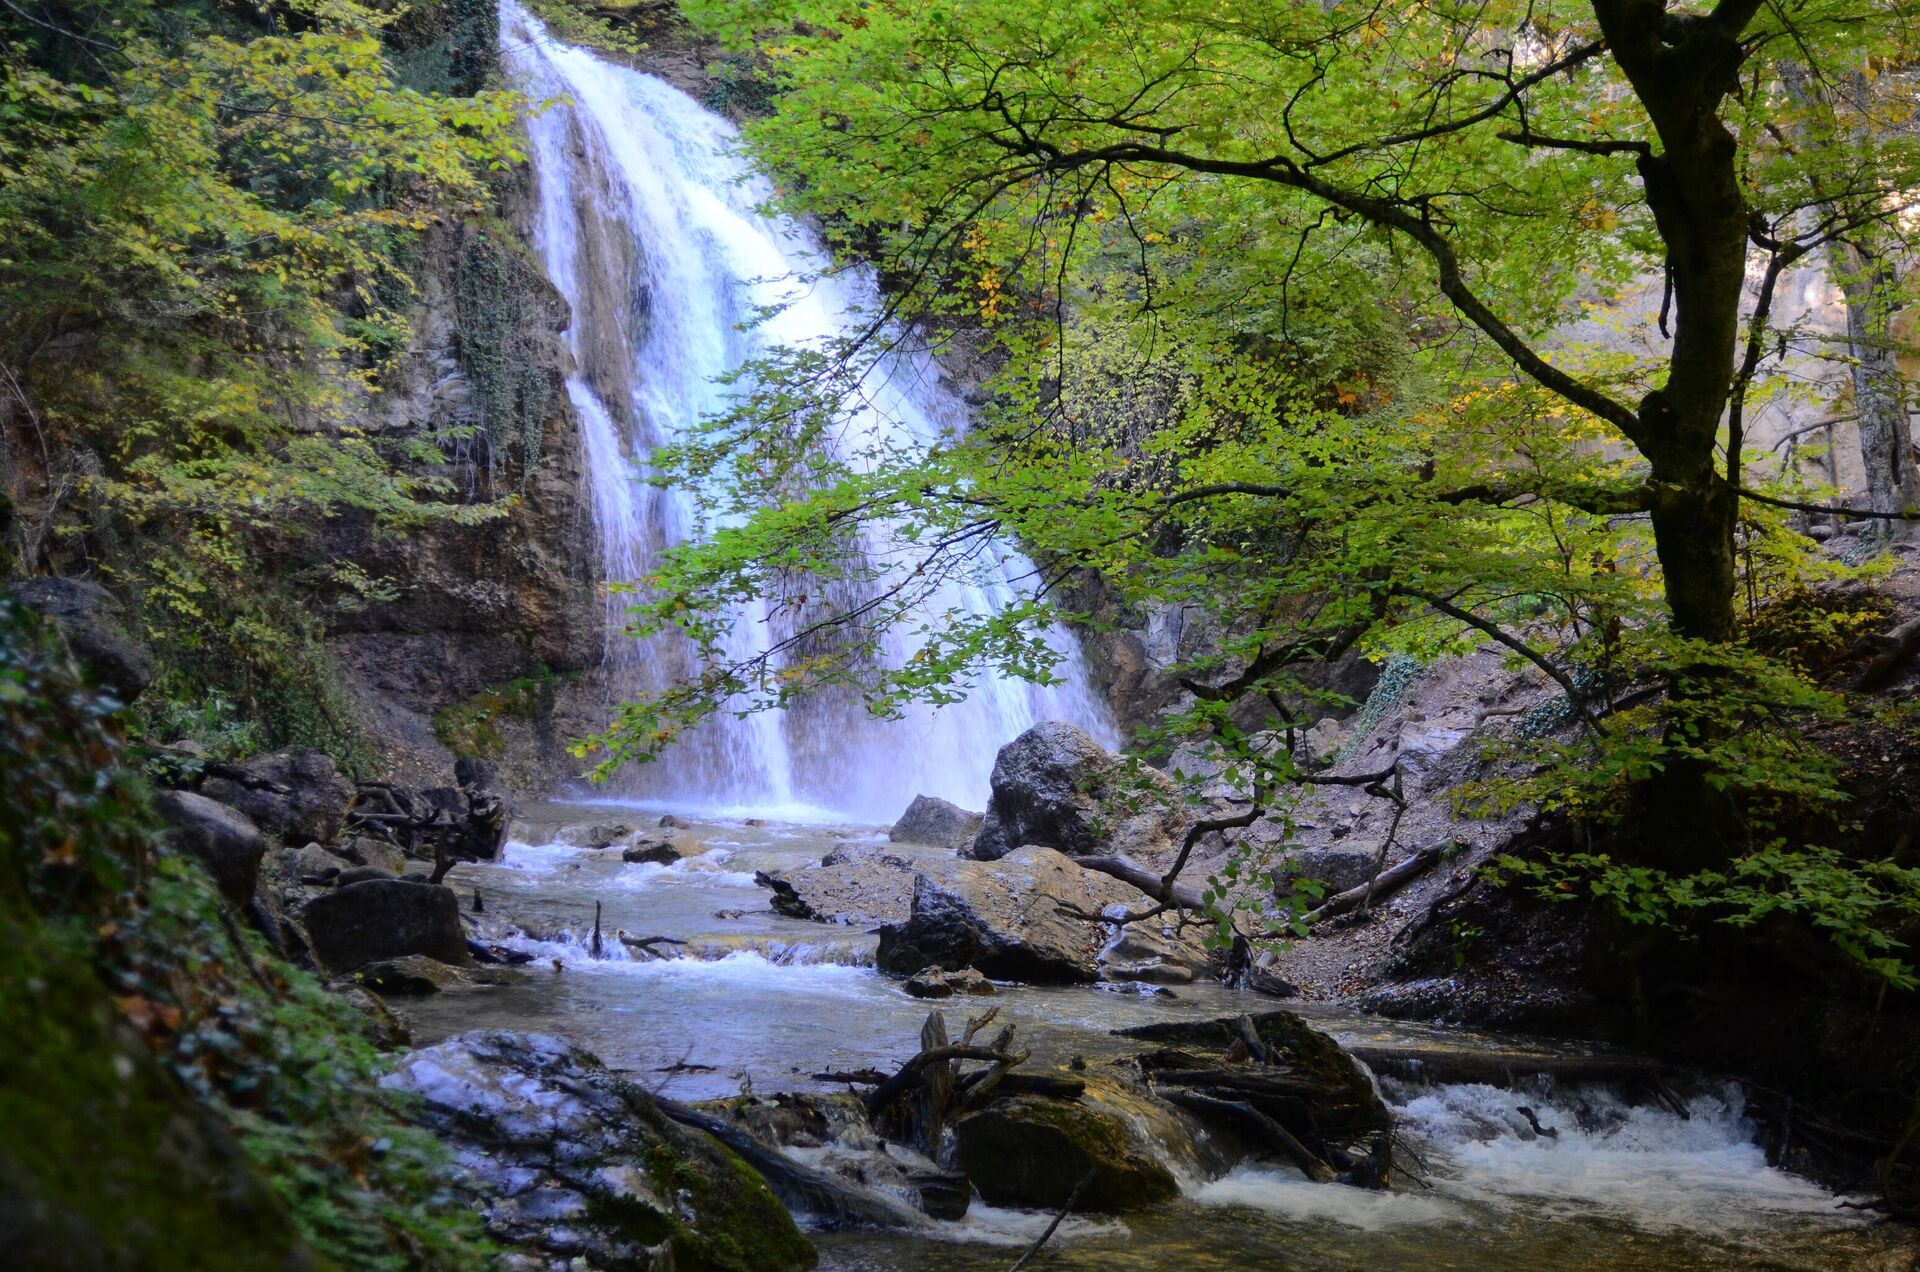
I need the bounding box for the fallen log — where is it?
[1345,1041,1665,1087]
[865,1042,1028,1116]
[1304,844,1447,925]
[1164,1090,1338,1183]
[1854,615,1920,692]
[1068,854,1207,910]
[616,930,689,959]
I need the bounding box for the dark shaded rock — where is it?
[965,722,1183,866]
[301,879,470,972]
[454,755,500,791]
[903,967,995,999]
[352,955,467,996]
[905,1169,971,1221]
[334,865,398,888]
[335,985,413,1048]
[659,813,693,829]
[154,790,267,907]
[7,577,151,703]
[384,1032,814,1271]
[875,846,1206,984]
[621,830,703,865]
[201,749,352,846]
[887,795,983,849]
[953,1093,1181,1213]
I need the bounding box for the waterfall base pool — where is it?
[395,804,1915,1272]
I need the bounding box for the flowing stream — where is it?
[468,12,1912,1269]
[500,1,1112,825]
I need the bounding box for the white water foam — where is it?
[1391,1082,1862,1234]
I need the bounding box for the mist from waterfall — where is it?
[498,3,1116,823]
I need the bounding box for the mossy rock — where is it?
[952,1093,1180,1213]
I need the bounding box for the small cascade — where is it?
[498,4,1115,822]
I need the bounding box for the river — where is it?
[401,804,1913,1271]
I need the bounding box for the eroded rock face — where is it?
[875,846,1207,984]
[887,795,983,849]
[7,577,152,704]
[154,790,267,907]
[965,722,1184,867]
[301,879,470,972]
[200,749,353,846]
[384,1031,814,1272]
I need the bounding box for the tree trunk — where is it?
[1834,243,1919,537]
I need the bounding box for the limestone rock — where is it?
[301,879,471,972]
[8,576,151,703]
[965,722,1184,867]
[755,843,928,925]
[903,967,995,999]
[154,789,267,907]
[558,820,633,849]
[1276,845,1381,898]
[383,1031,814,1271]
[887,795,984,849]
[875,846,1206,984]
[200,748,353,846]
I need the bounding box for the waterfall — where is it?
[498,4,1116,823]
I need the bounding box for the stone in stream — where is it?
[902,967,995,999]
[384,1032,814,1271]
[964,721,1188,868]
[557,819,634,849]
[755,843,926,925]
[301,878,471,972]
[621,829,704,865]
[153,789,268,907]
[887,794,984,849]
[875,845,1209,985]
[951,1083,1187,1213]
[350,954,468,996]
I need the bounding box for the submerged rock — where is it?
[385,1031,814,1272]
[887,795,983,849]
[558,820,634,850]
[875,846,1206,984]
[302,879,470,972]
[154,789,267,907]
[964,722,1185,867]
[352,954,468,996]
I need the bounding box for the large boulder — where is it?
[965,722,1184,866]
[875,846,1208,984]
[384,1032,814,1272]
[887,795,983,849]
[301,879,470,972]
[154,789,267,907]
[755,843,930,925]
[952,1088,1182,1213]
[200,748,352,846]
[8,577,151,703]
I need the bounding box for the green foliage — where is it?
[433,668,565,759]
[1,595,495,1267]
[451,217,559,472]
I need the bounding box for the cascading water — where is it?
[498,3,1115,823]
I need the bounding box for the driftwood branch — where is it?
[1304,844,1449,925]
